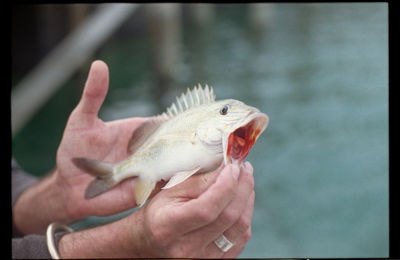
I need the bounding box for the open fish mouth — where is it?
[224,111,269,165]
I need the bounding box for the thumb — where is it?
[73,60,109,127]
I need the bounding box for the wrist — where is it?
[13,171,71,234]
[58,212,142,258]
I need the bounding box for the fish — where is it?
[72,84,269,207]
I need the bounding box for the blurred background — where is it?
[12,3,388,258]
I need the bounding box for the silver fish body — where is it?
[73,84,269,206]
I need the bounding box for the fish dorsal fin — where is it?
[161,84,216,118]
[127,116,167,154]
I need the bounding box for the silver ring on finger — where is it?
[214,234,235,253]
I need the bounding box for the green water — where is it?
[12,3,388,258]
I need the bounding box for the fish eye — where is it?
[220,104,229,115]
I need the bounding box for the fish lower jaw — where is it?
[224,113,268,165]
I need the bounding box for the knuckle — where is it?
[244,228,252,242]
[237,215,251,234]
[228,183,237,195]
[243,172,255,190]
[69,107,81,119]
[174,204,217,229]
[221,208,240,225]
[196,206,217,223]
[251,190,255,201]
[223,178,237,195]
[248,175,255,190]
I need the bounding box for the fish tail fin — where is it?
[72,157,117,199]
[134,179,156,207]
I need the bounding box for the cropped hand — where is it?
[58,162,255,258]
[13,61,146,234]
[55,60,146,219]
[133,162,255,258]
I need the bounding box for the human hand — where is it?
[13,61,146,234]
[58,162,255,258]
[131,162,255,258]
[55,60,147,219]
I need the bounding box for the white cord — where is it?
[46,222,73,259]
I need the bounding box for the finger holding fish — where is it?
[216,191,255,258]
[131,163,250,258]
[194,161,254,241]
[140,164,239,239]
[54,61,158,221]
[188,161,254,256]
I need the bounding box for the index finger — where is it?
[172,164,240,234]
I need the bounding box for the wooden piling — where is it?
[145,4,182,109]
[189,3,214,27]
[248,3,274,31]
[12,4,139,135]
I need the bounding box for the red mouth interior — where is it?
[226,119,263,164]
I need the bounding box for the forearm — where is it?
[58,212,143,258]
[13,171,71,235]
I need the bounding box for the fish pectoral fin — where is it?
[162,166,201,190]
[134,179,156,207]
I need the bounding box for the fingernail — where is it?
[231,164,240,180]
[244,161,253,175]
